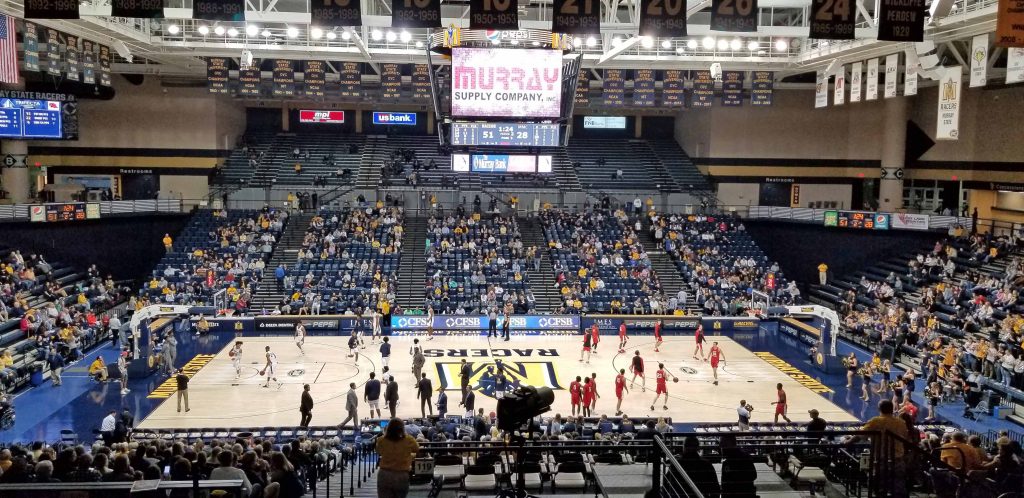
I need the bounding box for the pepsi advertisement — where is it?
[390,314,580,331]
[372,111,417,125]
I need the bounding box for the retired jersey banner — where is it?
[640,0,688,36]
[25,0,79,18]
[575,68,590,105]
[81,40,95,84]
[663,70,685,106]
[207,57,229,94]
[721,71,743,106]
[809,0,855,39]
[865,58,879,100]
[391,0,441,27]
[603,69,625,106]
[970,34,988,87]
[1007,47,1024,84]
[469,0,519,29]
[310,0,362,26]
[193,0,245,21]
[850,62,862,102]
[691,70,714,107]
[750,71,773,106]
[112,0,164,18]
[815,71,828,108]
[877,0,925,41]
[936,66,962,141]
[996,0,1024,47]
[884,54,898,98]
[633,69,656,107]
[23,22,40,72]
[711,0,758,31]
[552,0,601,33]
[834,68,846,105]
[905,66,918,95]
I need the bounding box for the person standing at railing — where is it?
[817,262,829,286]
[375,418,420,498]
[162,233,173,253]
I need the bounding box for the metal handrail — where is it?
[653,434,706,498]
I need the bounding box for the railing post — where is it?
[349,444,356,495]
[651,441,661,496]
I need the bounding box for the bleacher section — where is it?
[647,138,712,192]
[274,133,366,187]
[281,206,402,314]
[213,131,276,187]
[567,138,680,193]
[147,210,286,311]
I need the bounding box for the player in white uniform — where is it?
[295,323,306,355]
[229,341,243,378]
[262,346,281,389]
[371,310,382,343]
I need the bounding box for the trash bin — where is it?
[30,362,44,387]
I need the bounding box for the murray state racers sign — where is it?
[451,48,563,119]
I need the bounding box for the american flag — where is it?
[0,15,19,84]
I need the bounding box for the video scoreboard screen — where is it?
[450,122,560,147]
[452,154,552,174]
[823,210,890,230]
[451,48,563,119]
[0,98,63,139]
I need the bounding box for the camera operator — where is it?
[737,400,753,431]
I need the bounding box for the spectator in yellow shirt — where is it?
[817,263,828,286]
[88,356,109,382]
[162,234,173,252]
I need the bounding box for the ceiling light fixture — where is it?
[371,29,383,41]
[687,39,698,50]
[213,25,225,36]
[339,30,349,40]
[586,36,597,47]
[415,40,423,48]
[702,36,715,49]
[775,39,789,51]
[641,36,654,48]
[747,40,759,51]
[227,27,238,37]
[385,31,397,42]
[717,39,728,50]
[261,29,271,37]
[326,31,337,40]
[400,31,411,43]
[166,24,180,35]
[246,24,259,37]
[311,28,323,39]
[197,25,210,35]
[287,26,299,38]
[730,38,741,51]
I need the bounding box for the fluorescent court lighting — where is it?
[246,24,259,36]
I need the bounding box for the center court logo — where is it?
[435,361,562,399]
[287,369,305,377]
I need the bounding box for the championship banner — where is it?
[640,0,688,36]
[45,29,62,77]
[25,0,79,18]
[814,71,828,108]
[632,68,656,107]
[380,63,403,99]
[237,68,261,96]
[721,70,743,106]
[936,66,962,141]
[193,0,245,21]
[905,65,918,95]
[691,70,714,107]
[575,67,590,105]
[64,35,79,82]
[411,63,431,100]
[1007,47,1024,84]
[272,59,295,97]
[750,71,773,106]
[338,62,362,98]
[310,0,362,26]
[970,34,988,87]
[850,62,862,102]
[833,68,845,105]
[552,0,601,34]
[98,45,111,86]
[112,0,164,18]
[206,57,229,94]
[469,0,519,29]
[865,58,879,100]
[304,60,325,98]
[603,68,625,106]
[23,22,40,72]
[877,0,925,41]
[663,69,686,106]
[996,0,1024,47]
[883,53,898,98]
[81,40,95,84]
[890,212,930,230]
[391,0,441,27]
[711,0,758,32]
[809,0,855,39]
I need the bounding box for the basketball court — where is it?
[136,334,858,430]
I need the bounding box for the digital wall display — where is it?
[823,210,890,230]
[451,48,563,119]
[299,110,345,124]
[29,203,100,223]
[582,116,626,129]
[452,154,553,173]
[450,122,560,147]
[372,112,417,125]
[0,98,63,139]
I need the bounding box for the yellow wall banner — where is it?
[996,0,1024,47]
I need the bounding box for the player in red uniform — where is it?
[614,368,629,416]
[650,363,677,411]
[569,376,582,416]
[589,372,600,412]
[579,331,593,363]
[771,383,792,423]
[582,377,595,417]
[693,323,707,360]
[591,325,601,354]
[653,320,663,353]
[708,341,725,385]
[618,322,628,353]
[630,350,646,391]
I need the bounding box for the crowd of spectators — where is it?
[147,209,287,313]
[423,209,537,314]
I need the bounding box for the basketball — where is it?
[673,377,679,383]
[259,369,266,376]
[228,350,236,358]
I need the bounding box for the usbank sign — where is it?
[373,112,417,125]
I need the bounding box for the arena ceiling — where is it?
[0,0,1002,80]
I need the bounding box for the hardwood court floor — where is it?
[136,334,857,429]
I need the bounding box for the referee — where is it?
[501,311,511,341]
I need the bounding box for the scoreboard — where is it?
[823,210,890,230]
[450,122,560,147]
[29,203,101,223]
[0,99,63,139]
